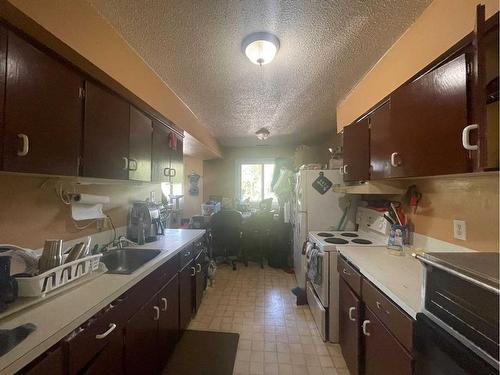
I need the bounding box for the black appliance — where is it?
[414,252,499,374]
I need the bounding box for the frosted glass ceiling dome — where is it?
[242,32,280,66]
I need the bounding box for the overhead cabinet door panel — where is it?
[0,26,6,167]
[170,133,184,185]
[389,54,470,177]
[152,120,171,182]
[369,101,392,179]
[83,81,129,180]
[129,106,152,182]
[3,32,83,175]
[343,119,370,182]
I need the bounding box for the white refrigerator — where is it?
[292,169,356,288]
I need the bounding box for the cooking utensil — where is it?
[390,202,402,225]
[38,240,63,273]
[65,242,85,263]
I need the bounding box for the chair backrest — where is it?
[210,209,243,245]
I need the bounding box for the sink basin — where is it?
[101,248,161,275]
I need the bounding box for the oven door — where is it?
[415,313,498,375]
[307,281,327,341]
[308,249,329,307]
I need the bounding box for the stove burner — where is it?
[317,232,334,237]
[341,232,359,238]
[351,238,373,245]
[325,237,349,244]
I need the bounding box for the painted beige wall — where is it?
[0,174,161,249]
[203,146,295,201]
[404,174,499,252]
[337,0,500,129]
[5,0,222,158]
[182,156,204,219]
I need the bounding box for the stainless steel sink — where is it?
[101,248,161,275]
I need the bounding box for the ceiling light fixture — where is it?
[242,32,280,66]
[255,128,270,140]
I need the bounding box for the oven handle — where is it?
[413,254,500,295]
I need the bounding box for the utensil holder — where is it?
[387,224,409,252]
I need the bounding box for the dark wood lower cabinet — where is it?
[193,251,205,314]
[363,307,413,375]
[158,275,180,370]
[17,241,204,375]
[124,293,160,375]
[338,255,415,375]
[179,260,195,331]
[17,345,64,375]
[339,278,362,375]
[81,328,124,375]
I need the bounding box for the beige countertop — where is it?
[0,229,205,374]
[337,246,423,319]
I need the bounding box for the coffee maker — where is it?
[127,202,164,243]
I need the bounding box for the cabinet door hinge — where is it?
[78,87,86,99]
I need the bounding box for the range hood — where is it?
[332,180,406,195]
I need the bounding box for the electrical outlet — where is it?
[453,220,467,240]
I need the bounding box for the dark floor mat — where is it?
[164,330,239,375]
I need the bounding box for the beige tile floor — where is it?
[188,263,350,375]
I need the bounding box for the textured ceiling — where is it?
[88,0,431,147]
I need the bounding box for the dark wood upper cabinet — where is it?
[158,275,179,370]
[152,120,171,182]
[0,26,6,169]
[129,106,152,182]
[369,101,392,179]
[83,81,130,180]
[473,6,499,171]
[363,307,413,375]
[170,133,184,185]
[389,53,470,178]
[3,31,83,175]
[342,118,370,182]
[339,277,362,375]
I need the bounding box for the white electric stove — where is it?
[304,207,390,342]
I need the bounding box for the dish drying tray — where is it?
[15,254,103,297]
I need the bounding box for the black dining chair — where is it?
[209,209,245,270]
[242,211,274,269]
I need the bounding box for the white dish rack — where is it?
[15,254,103,297]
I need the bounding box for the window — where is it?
[238,161,276,204]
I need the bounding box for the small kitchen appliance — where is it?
[127,202,164,243]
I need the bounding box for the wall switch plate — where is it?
[453,220,467,240]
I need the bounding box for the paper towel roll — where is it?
[70,194,109,221]
[70,194,110,205]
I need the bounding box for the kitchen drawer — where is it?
[119,254,179,319]
[158,253,180,284]
[362,278,414,352]
[17,344,64,375]
[64,300,125,375]
[193,238,206,257]
[337,255,362,295]
[180,244,195,269]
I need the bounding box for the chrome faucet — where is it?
[116,236,138,249]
